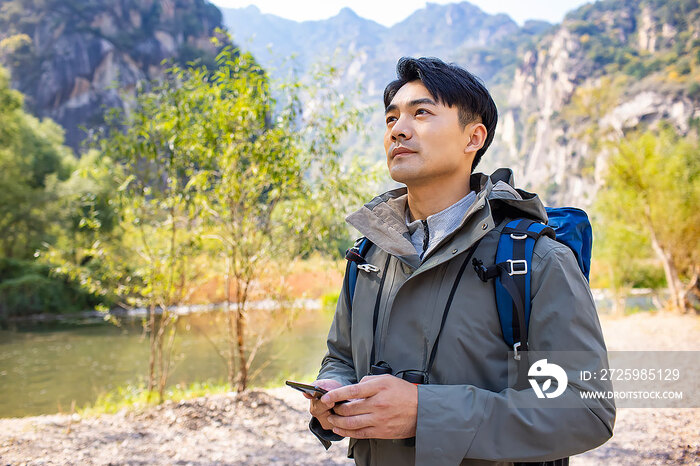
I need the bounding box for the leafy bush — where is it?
[0,256,49,280]
[0,274,71,315]
[625,263,667,289]
[0,258,107,321]
[320,291,340,316]
[688,82,700,100]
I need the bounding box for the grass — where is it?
[623,306,646,316]
[79,380,231,416]
[79,371,324,417]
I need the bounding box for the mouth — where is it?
[391,146,416,159]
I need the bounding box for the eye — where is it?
[385,115,397,125]
[415,108,430,116]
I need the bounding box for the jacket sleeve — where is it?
[309,267,359,448]
[415,242,616,465]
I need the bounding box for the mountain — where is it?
[0,0,225,152]
[221,0,700,206]
[221,2,551,180]
[502,0,700,204]
[222,3,549,96]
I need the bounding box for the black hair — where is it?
[383,57,497,172]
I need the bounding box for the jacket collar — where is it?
[346,168,548,270]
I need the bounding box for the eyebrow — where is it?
[385,98,437,114]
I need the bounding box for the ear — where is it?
[464,123,487,154]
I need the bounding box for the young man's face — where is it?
[383,80,479,187]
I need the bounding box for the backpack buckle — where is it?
[358,263,379,273]
[513,341,528,360]
[510,233,528,240]
[513,342,522,360]
[507,259,528,276]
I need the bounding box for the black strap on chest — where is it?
[369,254,392,366]
[369,241,481,378]
[424,242,480,381]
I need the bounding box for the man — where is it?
[305,57,615,465]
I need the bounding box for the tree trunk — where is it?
[147,303,157,396]
[224,256,237,390]
[608,266,625,315]
[236,301,247,393]
[683,266,700,313]
[648,228,686,312]
[160,316,178,402]
[156,316,165,403]
[612,290,626,315]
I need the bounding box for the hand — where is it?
[306,379,343,431]
[322,374,417,439]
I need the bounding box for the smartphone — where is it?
[285,380,349,405]
[285,380,328,398]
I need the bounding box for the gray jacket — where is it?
[312,169,615,465]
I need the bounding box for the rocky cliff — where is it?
[0,0,224,152]
[222,1,700,206]
[500,0,700,205]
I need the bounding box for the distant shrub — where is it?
[675,59,691,75]
[320,291,340,316]
[0,274,71,316]
[568,20,598,37]
[688,82,700,100]
[0,258,107,321]
[626,263,667,289]
[0,257,47,280]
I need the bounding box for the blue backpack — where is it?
[344,207,593,361]
[472,207,592,360]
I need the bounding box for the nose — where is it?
[390,115,412,141]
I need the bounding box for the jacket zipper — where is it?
[421,219,429,259]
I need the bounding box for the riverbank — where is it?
[0,388,351,465]
[2,288,666,325]
[1,311,698,465]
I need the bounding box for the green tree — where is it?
[100,78,210,401]
[39,148,131,318]
[182,46,375,391]
[51,42,376,395]
[0,65,75,259]
[46,73,209,401]
[595,124,700,312]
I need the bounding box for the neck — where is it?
[406,175,471,221]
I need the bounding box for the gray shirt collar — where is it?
[405,191,477,259]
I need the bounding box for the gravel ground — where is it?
[572,312,700,466]
[0,389,351,466]
[1,311,698,465]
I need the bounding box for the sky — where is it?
[209,0,595,27]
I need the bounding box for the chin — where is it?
[389,167,422,185]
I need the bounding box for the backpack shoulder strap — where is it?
[473,219,554,360]
[343,237,374,314]
[496,219,555,357]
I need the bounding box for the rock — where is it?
[0,0,226,153]
[493,2,700,206]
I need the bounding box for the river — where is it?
[0,290,660,418]
[0,308,332,418]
